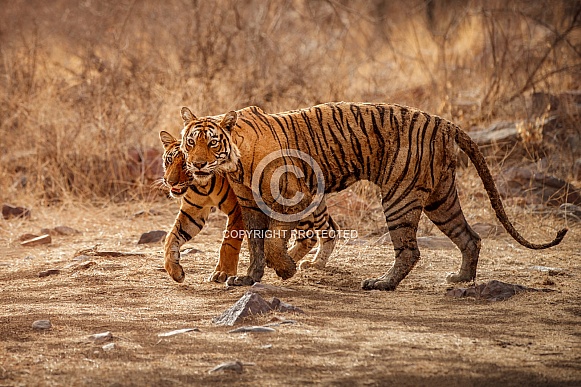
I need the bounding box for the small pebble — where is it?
[102,343,116,351]
[53,226,81,235]
[18,233,39,242]
[209,361,253,374]
[228,326,276,334]
[21,234,51,247]
[32,320,52,330]
[265,319,296,327]
[89,331,113,344]
[38,269,61,278]
[157,328,200,337]
[73,255,92,261]
[529,266,567,276]
[137,230,167,244]
[2,204,31,220]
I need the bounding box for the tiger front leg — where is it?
[164,232,185,283]
[226,208,267,286]
[164,206,211,283]
[210,204,245,283]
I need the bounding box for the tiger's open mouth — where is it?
[170,186,188,196]
[193,171,212,178]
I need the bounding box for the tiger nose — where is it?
[164,176,178,186]
[192,161,207,169]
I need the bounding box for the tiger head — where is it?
[159,130,192,197]
[179,107,240,182]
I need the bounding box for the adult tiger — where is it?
[159,131,338,284]
[179,102,567,290]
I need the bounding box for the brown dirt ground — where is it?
[0,196,580,386]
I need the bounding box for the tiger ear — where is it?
[159,131,177,150]
[220,111,237,132]
[181,107,196,124]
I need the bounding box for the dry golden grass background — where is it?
[0,0,579,205]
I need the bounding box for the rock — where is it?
[496,166,581,206]
[213,292,304,326]
[559,203,581,221]
[32,320,52,330]
[471,222,504,237]
[88,331,113,344]
[78,261,97,269]
[469,121,520,149]
[446,280,552,301]
[269,298,304,314]
[137,230,167,244]
[264,317,297,327]
[228,326,276,333]
[213,292,274,326]
[73,254,92,261]
[65,260,96,270]
[102,343,116,351]
[208,361,247,374]
[529,266,567,276]
[38,269,60,278]
[40,226,81,236]
[18,233,39,242]
[2,204,31,220]
[157,328,200,337]
[20,234,51,247]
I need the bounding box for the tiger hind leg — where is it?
[289,216,318,263]
[298,215,339,270]
[264,219,298,280]
[424,174,481,283]
[362,204,423,291]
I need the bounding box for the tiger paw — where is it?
[361,278,398,291]
[446,272,475,283]
[226,275,256,287]
[165,261,185,283]
[208,270,230,283]
[274,262,297,280]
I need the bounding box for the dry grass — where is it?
[1,3,579,385]
[0,0,579,203]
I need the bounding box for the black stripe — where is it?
[183,194,203,209]
[217,185,231,210]
[178,228,192,242]
[180,209,204,230]
[431,208,464,226]
[424,179,456,212]
[388,221,417,232]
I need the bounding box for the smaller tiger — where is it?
[160,131,244,283]
[159,131,339,284]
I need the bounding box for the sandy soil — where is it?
[0,197,580,386]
